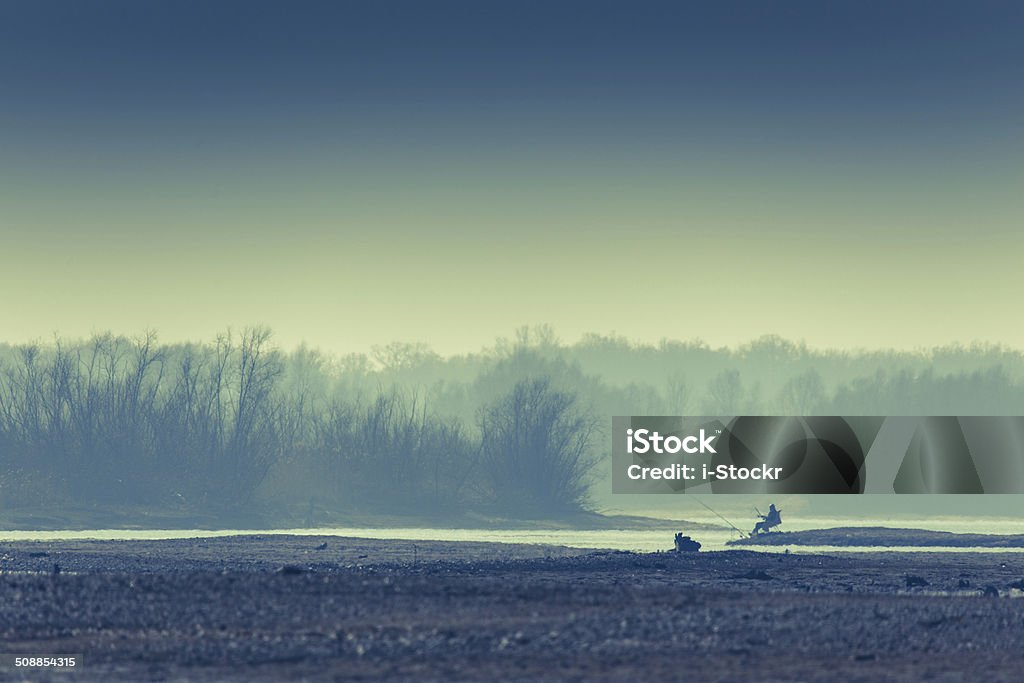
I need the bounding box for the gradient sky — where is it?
[1,1,1022,355]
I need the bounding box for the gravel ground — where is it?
[2,535,1024,682]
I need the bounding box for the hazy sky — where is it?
[2,1,1022,355]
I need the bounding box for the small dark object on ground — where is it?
[28,551,48,558]
[958,578,971,588]
[52,563,60,575]
[278,565,306,575]
[983,585,1000,597]
[905,575,929,588]
[734,569,774,581]
[674,533,701,552]
[1007,579,1024,590]
[315,542,328,550]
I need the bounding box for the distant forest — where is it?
[1,325,1023,524]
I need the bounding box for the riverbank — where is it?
[2,535,1024,681]
[730,526,1024,548]
[0,504,717,533]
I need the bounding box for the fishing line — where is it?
[689,496,746,538]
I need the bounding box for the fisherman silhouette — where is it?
[751,504,782,536]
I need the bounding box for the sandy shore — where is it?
[2,535,1024,681]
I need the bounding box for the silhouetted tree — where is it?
[778,369,826,415]
[479,378,598,516]
[704,369,744,414]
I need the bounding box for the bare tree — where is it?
[704,369,744,414]
[778,369,826,415]
[479,378,598,516]
[665,372,690,414]
[222,326,283,504]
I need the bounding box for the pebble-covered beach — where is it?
[2,535,1024,681]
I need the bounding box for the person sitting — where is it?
[751,504,782,535]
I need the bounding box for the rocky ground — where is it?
[2,535,1024,681]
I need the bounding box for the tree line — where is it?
[1,326,1022,522]
[0,328,599,519]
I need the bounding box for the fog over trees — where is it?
[1,326,1023,525]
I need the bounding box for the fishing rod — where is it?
[690,496,746,538]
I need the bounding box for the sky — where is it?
[1,0,1022,355]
